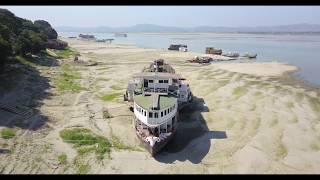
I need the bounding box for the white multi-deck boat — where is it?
[124,59,193,156]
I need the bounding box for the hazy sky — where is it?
[1,6,320,27]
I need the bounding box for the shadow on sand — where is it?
[0,148,10,154]
[0,54,58,130]
[155,96,227,164]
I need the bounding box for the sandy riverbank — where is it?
[0,37,320,174]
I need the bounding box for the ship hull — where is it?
[136,128,177,157]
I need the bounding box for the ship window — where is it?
[144,111,146,116]
[161,111,163,117]
[159,80,163,83]
[164,110,167,115]
[149,80,153,83]
[164,80,169,83]
[149,112,153,118]
[154,112,158,118]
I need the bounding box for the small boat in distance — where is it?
[95,38,114,43]
[187,56,212,64]
[114,33,127,37]
[95,39,106,42]
[242,53,257,59]
[79,34,95,40]
[222,52,240,58]
[179,46,188,52]
[205,47,222,55]
[168,44,187,51]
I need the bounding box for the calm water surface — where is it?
[59,32,320,87]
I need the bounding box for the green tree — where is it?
[0,9,22,35]
[0,24,12,69]
[0,8,65,70]
[21,19,40,33]
[14,30,47,55]
[29,31,46,53]
[14,30,32,55]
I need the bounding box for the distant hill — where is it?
[56,23,320,33]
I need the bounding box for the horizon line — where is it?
[54,23,320,29]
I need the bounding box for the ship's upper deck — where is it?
[133,94,176,111]
[142,59,175,73]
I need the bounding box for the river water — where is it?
[59,32,320,87]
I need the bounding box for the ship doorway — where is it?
[144,79,148,88]
[154,127,159,137]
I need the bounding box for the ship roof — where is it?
[143,62,176,73]
[132,72,183,79]
[134,94,176,111]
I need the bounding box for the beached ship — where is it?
[114,33,127,37]
[242,53,257,58]
[78,34,95,40]
[179,46,188,52]
[222,52,240,58]
[205,47,222,55]
[95,38,114,43]
[187,56,213,64]
[168,44,187,52]
[124,59,193,156]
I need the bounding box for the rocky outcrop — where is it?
[34,20,58,39]
[33,20,68,50]
[46,39,68,50]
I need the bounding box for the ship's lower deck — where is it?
[133,114,178,156]
[136,126,177,156]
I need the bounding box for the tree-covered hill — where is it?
[0,8,67,69]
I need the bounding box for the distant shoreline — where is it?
[58,31,320,36]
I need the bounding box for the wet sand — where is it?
[0,37,320,174]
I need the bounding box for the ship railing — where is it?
[143,87,168,95]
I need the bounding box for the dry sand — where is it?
[0,37,320,174]
[211,62,298,77]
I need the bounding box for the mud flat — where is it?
[0,37,320,174]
